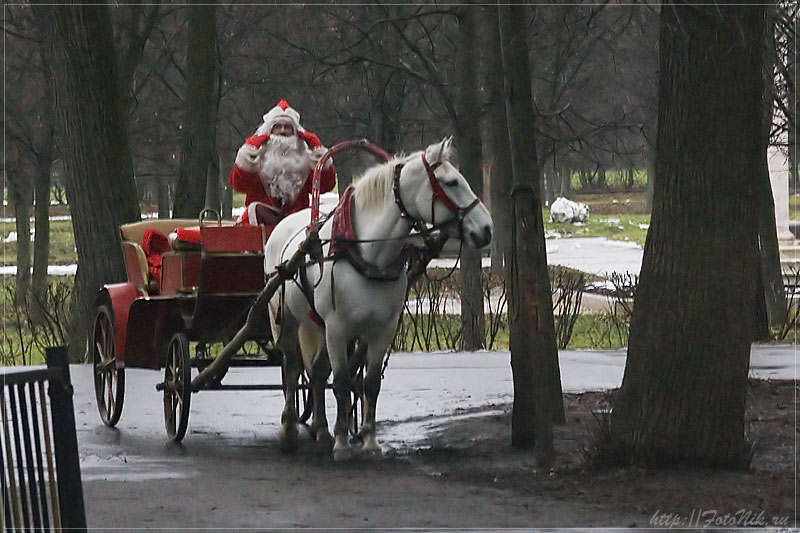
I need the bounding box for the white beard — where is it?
[259,135,312,206]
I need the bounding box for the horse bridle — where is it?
[392,153,481,237]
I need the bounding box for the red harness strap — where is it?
[329,185,357,256]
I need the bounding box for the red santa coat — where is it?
[228,130,336,219]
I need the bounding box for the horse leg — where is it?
[309,347,334,450]
[277,315,301,452]
[360,331,394,456]
[326,332,354,461]
[298,324,332,449]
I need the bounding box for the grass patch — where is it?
[391,312,629,352]
[1,218,76,266]
[1,276,73,366]
[790,192,800,221]
[544,211,650,246]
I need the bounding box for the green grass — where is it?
[1,218,76,266]
[790,193,800,221]
[392,311,630,352]
[544,211,650,246]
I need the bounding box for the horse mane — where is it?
[352,151,420,212]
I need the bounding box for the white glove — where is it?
[235,143,264,173]
[309,146,333,170]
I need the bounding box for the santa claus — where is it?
[229,100,336,226]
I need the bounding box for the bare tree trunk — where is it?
[219,151,233,219]
[205,137,221,214]
[174,4,218,219]
[222,182,233,219]
[31,58,56,301]
[455,4,485,351]
[560,167,570,197]
[483,8,512,273]
[36,4,132,362]
[498,4,565,464]
[9,158,33,302]
[32,153,53,299]
[158,176,171,218]
[759,10,787,330]
[645,157,656,212]
[611,2,766,467]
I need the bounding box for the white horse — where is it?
[264,138,493,460]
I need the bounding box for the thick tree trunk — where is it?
[173,5,217,219]
[611,2,766,467]
[455,4,485,351]
[498,4,565,463]
[36,5,131,362]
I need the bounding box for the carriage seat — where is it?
[120,218,207,295]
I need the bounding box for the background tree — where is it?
[5,143,32,302]
[610,2,767,466]
[758,5,789,330]
[4,10,56,301]
[454,4,485,350]
[173,4,218,218]
[498,3,565,462]
[481,6,513,270]
[35,4,137,361]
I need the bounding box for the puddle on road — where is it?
[380,408,506,453]
[81,454,197,482]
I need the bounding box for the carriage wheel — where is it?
[163,332,192,442]
[92,304,125,427]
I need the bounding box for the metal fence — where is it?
[2,346,86,531]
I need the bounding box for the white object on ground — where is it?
[550,197,589,223]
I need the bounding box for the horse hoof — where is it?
[361,445,383,459]
[278,439,298,453]
[315,431,335,451]
[333,446,355,462]
[278,427,298,453]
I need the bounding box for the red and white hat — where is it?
[255,99,304,135]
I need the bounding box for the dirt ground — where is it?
[402,378,797,529]
[82,379,796,529]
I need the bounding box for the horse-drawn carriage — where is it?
[90,138,493,458]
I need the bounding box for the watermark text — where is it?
[650,508,791,529]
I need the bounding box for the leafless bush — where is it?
[393,265,586,352]
[484,271,507,350]
[551,268,585,349]
[27,281,72,351]
[776,266,800,341]
[607,271,637,347]
[2,285,36,365]
[1,280,72,365]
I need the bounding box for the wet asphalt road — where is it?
[66,345,795,529]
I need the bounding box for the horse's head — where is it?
[397,137,493,249]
